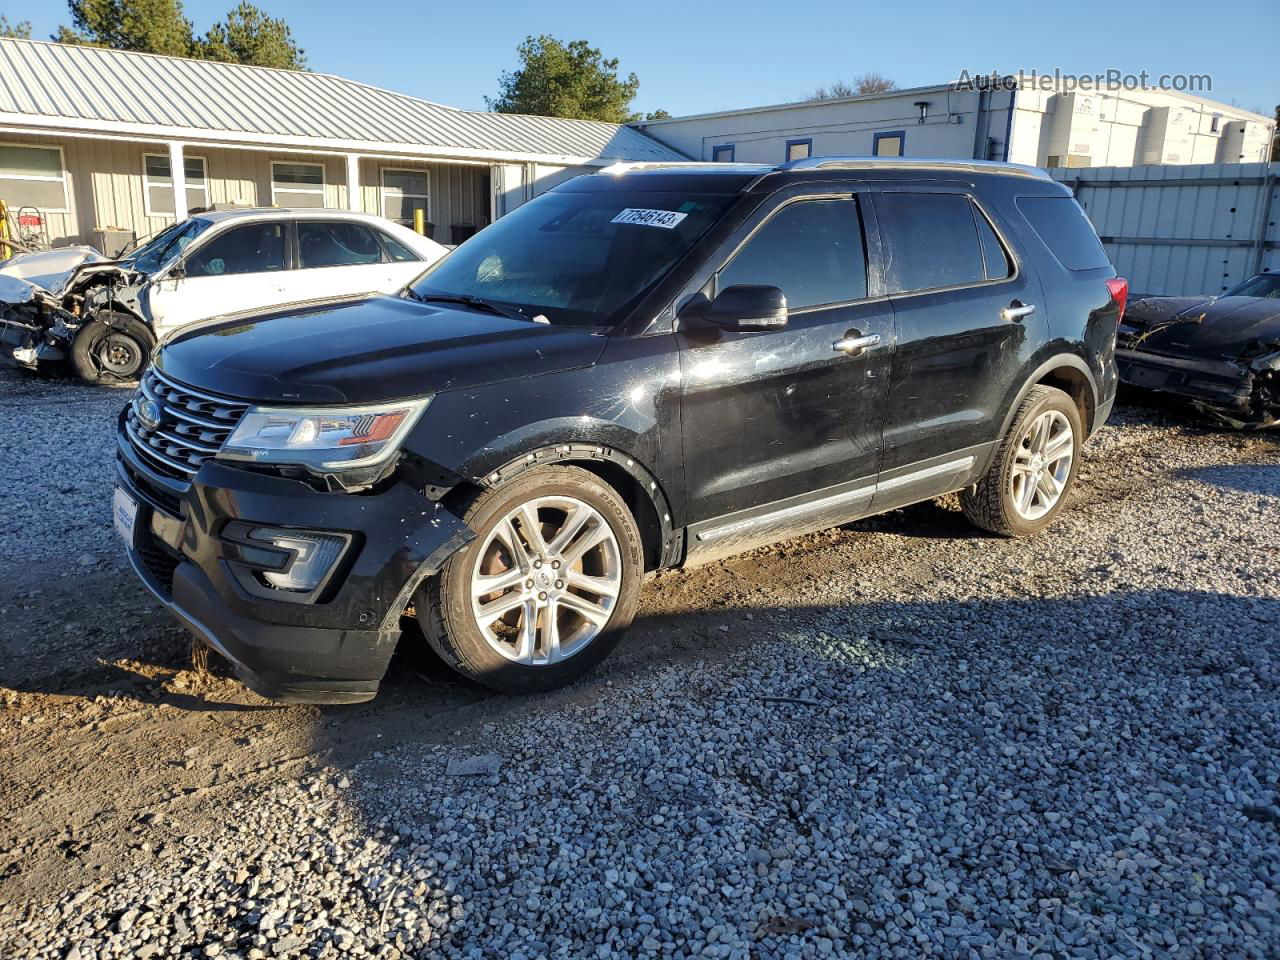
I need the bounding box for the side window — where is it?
[184,222,286,277]
[718,198,867,310]
[298,221,383,268]
[878,193,986,294]
[1016,196,1109,271]
[379,232,422,262]
[973,203,1013,280]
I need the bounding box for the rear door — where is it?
[291,219,399,300]
[148,219,290,334]
[677,186,894,539]
[871,186,1046,488]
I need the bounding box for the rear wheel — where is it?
[417,466,644,693]
[961,385,1082,537]
[71,312,154,385]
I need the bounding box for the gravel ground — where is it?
[1,365,1278,959]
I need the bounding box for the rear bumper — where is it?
[116,421,474,703]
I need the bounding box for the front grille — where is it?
[135,531,180,597]
[125,367,251,481]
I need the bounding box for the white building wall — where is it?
[644,83,1274,171]
[637,88,994,165]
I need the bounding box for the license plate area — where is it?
[113,486,138,546]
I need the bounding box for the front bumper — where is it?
[116,420,473,703]
[1116,347,1253,412]
[1,320,67,369]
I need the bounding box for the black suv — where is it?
[115,158,1125,702]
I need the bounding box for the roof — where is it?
[0,38,685,165]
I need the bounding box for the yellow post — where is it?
[413,208,425,236]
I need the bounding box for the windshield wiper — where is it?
[408,291,535,324]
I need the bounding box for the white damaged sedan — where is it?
[0,208,447,384]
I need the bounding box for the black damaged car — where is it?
[116,158,1125,702]
[1117,273,1280,428]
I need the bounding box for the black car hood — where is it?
[155,294,608,404]
[1125,295,1280,359]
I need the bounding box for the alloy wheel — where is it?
[468,496,622,666]
[1009,409,1074,521]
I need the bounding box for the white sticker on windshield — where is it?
[611,208,688,229]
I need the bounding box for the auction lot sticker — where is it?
[611,208,688,229]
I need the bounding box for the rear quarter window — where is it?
[1016,196,1110,271]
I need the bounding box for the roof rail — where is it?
[596,160,773,175]
[776,155,1051,180]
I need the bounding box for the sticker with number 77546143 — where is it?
[610,208,687,229]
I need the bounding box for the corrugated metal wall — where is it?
[1051,162,1278,296]
[0,132,496,249]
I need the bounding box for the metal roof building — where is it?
[0,37,685,251]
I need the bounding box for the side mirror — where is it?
[165,261,187,281]
[706,284,788,332]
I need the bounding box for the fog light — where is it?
[248,527,345,592]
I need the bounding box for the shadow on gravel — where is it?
[1177,464,1280,498]
[282,586,1280,958]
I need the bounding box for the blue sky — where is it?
[7,0,1276,118]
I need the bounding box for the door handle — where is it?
[833,332,881,357]
[1002,301,1036,323]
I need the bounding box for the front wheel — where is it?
[70,313,154,385]
[961,385,1083,537]
[417,466,644,693]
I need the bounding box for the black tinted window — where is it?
[719,198,866,309]
[298,221,383,268]
[380,232,421,262]
[1016,196,1109,271]
[974,205,1012,280]
[185,222,286,277]
[879,193,985,293]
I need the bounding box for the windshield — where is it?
[122,218,214,274]
[1222,274,1280,299]
[408,189,736,326]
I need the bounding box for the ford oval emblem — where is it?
[135,397,162,431]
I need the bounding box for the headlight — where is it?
[220,397,429,474]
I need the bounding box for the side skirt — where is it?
[680,443,992,567]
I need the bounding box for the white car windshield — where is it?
[122,218,214,274]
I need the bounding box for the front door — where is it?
[149,220,291,336]
[676,189,894,543]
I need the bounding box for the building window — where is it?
[381,168,429,226]
[873,131,905,157]
[785,138,813,162]
[0,143,69,212]
[1210,114,1222,134]
[271,161,326,207]
[711,144,735,163]
[142,153,209,217]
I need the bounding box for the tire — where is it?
[71,312,154,385]
[961,385,1083,537]
[417,465,644,693]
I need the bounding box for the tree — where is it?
[809,72,897,100]
[487,35,640,123]
[1273,105,1279,162]
[642,109,671,121]
[56,0,194,56]
[194,2,305,70]
[53,0,306,69]
[0,16,33,38]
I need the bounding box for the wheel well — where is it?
[458,445,673,573]
[1036,366,1093,431]
[570,459,665,572]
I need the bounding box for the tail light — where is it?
[1105,277,1129,324]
